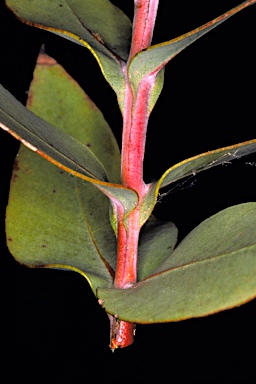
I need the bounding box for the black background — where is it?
[0,1,256,382]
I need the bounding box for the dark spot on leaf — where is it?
[13,159,20,171]
[42,244,46,248]
[59,4,63,6]
[86,143,92,147]
[7,237,12,242]
[12,173,18,182]
[52,189,56,193]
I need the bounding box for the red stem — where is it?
[129,0,159,59]
[114,208,139,288]
[109,0,159,350]
[109,0,256,349]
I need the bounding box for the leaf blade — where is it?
[6,0,132,111]
[5,53,127,293]
[155,202,256,273]
[27,50,121,183]
[0,78,138,214]
[7,0,132,60]
[6,147,116,294]
[129,0,256,91]
[159,140,256,189]
[138,216,178,281]
[144,140,256,220]
[98,203,256,322]
[0,82,108,182]
[99,244,256,322]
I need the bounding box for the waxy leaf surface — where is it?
[158,140,256,189]
[0,56,138,213]
[0,83,108,181]
[154,203,256,274]
[5,53,124,293]
[6,149,116,293]
[6,0,132,111]
[137,216,178,281]
[129,0,256,91]
[27,51,121,184]
[99,203,256,322]
[143,140,256,221]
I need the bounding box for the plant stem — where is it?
[109,0,159,350]
[129,0,159,60]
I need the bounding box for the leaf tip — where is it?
[36,45,57,66]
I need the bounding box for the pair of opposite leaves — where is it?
[1,0,256,322]
[3,51,256,323]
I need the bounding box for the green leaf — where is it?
[0,55,139,214]
[98,203,256,322]
[6,0,132,111]
[148,67,165,115]
[154,203,256,274]
[137,216,178,281]
[5,51,127,293]
[6,147,116,294]
[129,0,256,92]
[0,82,108,182]
[158,140,256,190]
[27,50,121,184]
[7,0,131,60]
[143,140,256,222]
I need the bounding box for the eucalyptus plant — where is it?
[0,0,256,350]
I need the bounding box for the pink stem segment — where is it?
[129,0,159,59]
[109,0,159,350]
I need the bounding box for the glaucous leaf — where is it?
[142,140,256,223]
[5,51,129,293]
[148,68,165,116]
[137,216,178,281]
[154,202,256,274]
[158,140,256,189]
[6,147,116,294]
[27,50,121,184]
[0,82,108,181]
[98,203,256,322]
[0,57,139,214]
[129,0,256,92]
[6,0,132,111]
